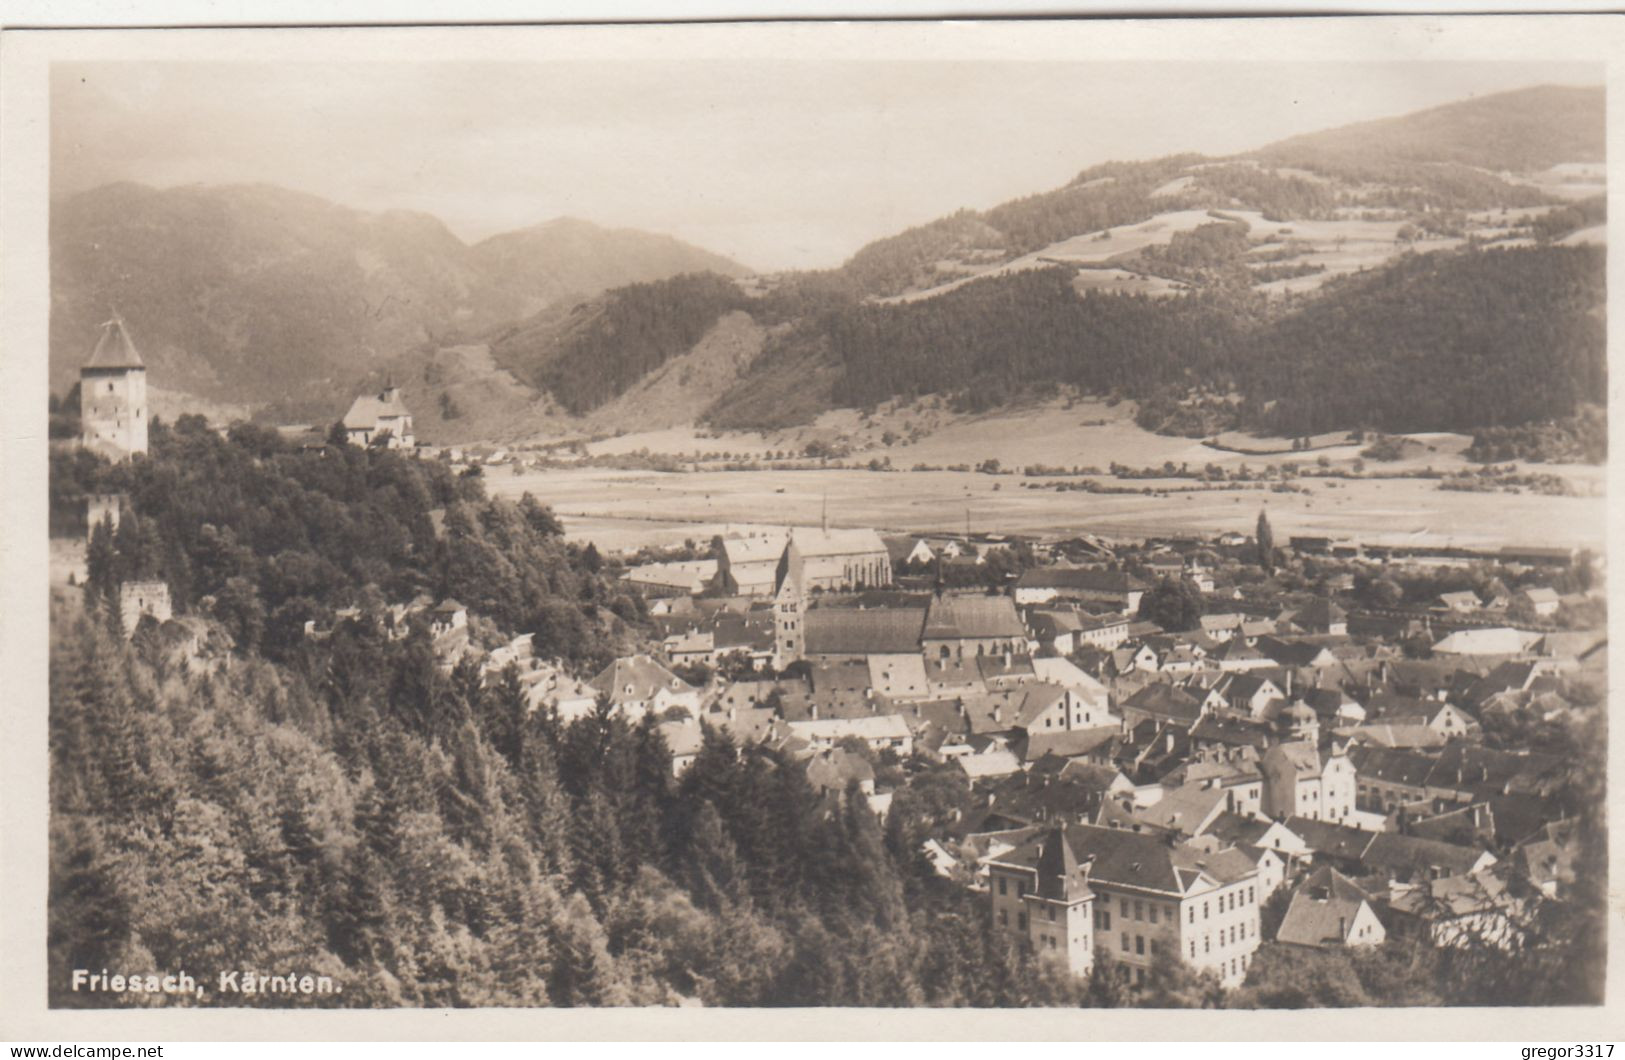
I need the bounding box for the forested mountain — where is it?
[49,84,1606,440]
[705,244,1606,436]
[1255,84,1604,173]
[49,184,750,410]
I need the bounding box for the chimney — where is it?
[811,704,819,720]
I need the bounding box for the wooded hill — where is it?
[50,85,1606,441]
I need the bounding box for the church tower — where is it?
[80,318,148,460]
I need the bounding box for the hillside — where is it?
[1256,84,1604,173]
[470,217,751,323]
[49,84,1607,445]
[50,184,751,414]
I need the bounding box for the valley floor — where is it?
[488,464,1606,555]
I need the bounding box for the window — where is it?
[1134,900,1143,921]
[1135,935,1145,956]
[1149,904,1158,925]
[1121,933,1130,952]
[1203,901,1209,919]
[1122,897,1130,915]
[1249,886,1255,904]
[998,877,1007,896]
[1101,910,1111,930]
[1204,936,1210,953]
[1048,907,1056,922]
[1017,913,1026,930]
[999,910,1008,926]
[1188,906,1195,924]
[1189,940,1197,959]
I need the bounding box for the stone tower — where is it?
[80,318,148,460]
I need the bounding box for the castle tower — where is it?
[80,318,148,460]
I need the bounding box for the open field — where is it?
[488,464,1606,555]
[574,398,1605,495]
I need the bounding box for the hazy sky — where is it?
[52,60,1598,272]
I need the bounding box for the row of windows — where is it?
[1189,885,1256,923]
[1186,921,1252,958]
[1121,933,1157,957]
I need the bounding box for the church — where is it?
[342,380,415,449]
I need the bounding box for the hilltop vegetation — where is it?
[705,244,1605,438]
[50,85,1606,444]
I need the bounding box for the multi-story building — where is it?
[987,824,1262,987]
[1261,740,1357,823]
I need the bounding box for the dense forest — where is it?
[52,418,642,668]
[704,243,1604,436]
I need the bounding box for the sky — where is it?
[52,59,1599,272]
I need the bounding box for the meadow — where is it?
[489,463,1605,555]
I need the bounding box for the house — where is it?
[1029,610,1083,656]
[1208,638,1273,672]
[1013,568,1149,612]
[1012,682,1114,736]
[1516,586,1561,617]
[524,668,599,722]
[662,629,716,667]
[788,713,913,755]
[429,599,468,636]
[1283,817,1378,872]
[1261,741,1356,824]
[1378,701,1480,740]
[1030,656,1112,712]
[1213,673,1285,720]
[1134,782,1230,837]
[1201,813,1309,871]
[627,559,718,598]
[79,318,149,460]
[921,594,1028,661]
[1276,867,1386,949]
[1348,745,1436,815]
[117,579,172,637]
[342,380,415,449]
[987,824,1262,986]
[1360,833,1497,884]
[1514,820,1578,899]
[1019,727,1120,767]
[1435,590,1483,614]
[957,748,1024,780]
[1119,683,1206,731]
[658,719,705,775]
[1199,613,1246,642]
[589,654,702,720]
[1075,613,1132,651]
[805,746,877,797]
[867,653,931,700]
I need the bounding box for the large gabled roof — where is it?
[83,318,145,370]
[804,607,925,655]
[923,594,1027,640]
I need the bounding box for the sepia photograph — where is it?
[2,12,1620,1040]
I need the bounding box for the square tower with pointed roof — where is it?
[79,318,148,460]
